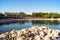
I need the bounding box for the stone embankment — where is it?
[0,26,60,40]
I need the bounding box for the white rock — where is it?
[0,34,6,38]
[34,35,41,40]
[44,35,51,40]
[0,26,60,40]
[17,36,26,40]
[39,31,45,37]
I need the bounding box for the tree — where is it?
[19,12,27,18]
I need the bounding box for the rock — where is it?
[34,35,41,40]
[10,30,17,37]
[44,35,56,40]
[39,31,45,37]
[0,26,60,40]
[0,33,6,38]
[28,32,35,37]
[0,33,6,40]
[17,36,27,40]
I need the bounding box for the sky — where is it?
[0,0,60,14]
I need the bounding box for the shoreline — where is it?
[0,26,60,40]
[0,18,60,23]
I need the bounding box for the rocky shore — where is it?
[0,26,60,40]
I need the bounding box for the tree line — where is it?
[0,12,60,19]
[32,12,60,18]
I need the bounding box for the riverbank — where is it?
[0,26,60,40]
[0,18,60,23]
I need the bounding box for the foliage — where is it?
[32,12,60,18]
[0,12,60,19]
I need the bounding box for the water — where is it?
[0,20,60,34]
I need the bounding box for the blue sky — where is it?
[0,0,60,14]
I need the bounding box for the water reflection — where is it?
[19,20,28,24]
[0,20,60,25]
[0,20,60,34]
[32,20,60,25]
[0,20,27,25]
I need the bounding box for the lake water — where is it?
[0,20,60,34]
